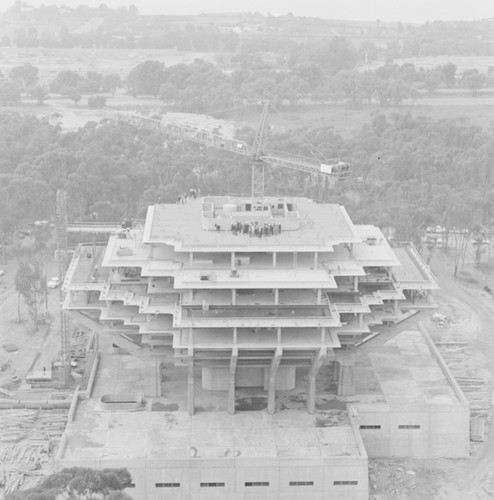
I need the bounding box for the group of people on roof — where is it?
[230,220,282,237]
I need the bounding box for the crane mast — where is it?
[55,189,70,387]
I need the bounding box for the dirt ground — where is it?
[0,259,64,391]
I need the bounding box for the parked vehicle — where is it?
[47,276,61,289]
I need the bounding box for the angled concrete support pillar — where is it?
[227,346,238,415]
[267,346,282,414]
[307,346,327,414]
[187,346,195,416]
[335,350,355,397]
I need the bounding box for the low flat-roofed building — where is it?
[351,327,469,458]
[57,338,368,500]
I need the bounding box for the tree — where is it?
[6,467,133,500]
[88,95,106,108]
[10,63,39,88]
[461,69,485,95]
[424,69,442,94]
[50,70,84,94]
[441,62,456,87]
[61,86,82,105]
[28,84,49,105]
[0,79,21,105]
[127,60,165,97]
[101,73,122,95]
[14,259,45,328]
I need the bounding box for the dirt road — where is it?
[430,254,494,499]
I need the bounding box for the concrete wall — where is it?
[57,456,368,500]
[355,403,470,458]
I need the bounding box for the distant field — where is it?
[219,99,494,138]
[0,47,220,82]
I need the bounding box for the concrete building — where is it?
[57,196,468,499]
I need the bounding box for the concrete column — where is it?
[349,243,354,258]
[335,350,355,396]
[272,252,277,267]
[358,313,363,328]
[394,299,399,314]
[354,276,359,292]
[317,289,322,305]
[187,346,194,415]
[189,289,194,302]
[308,346,327,414]
[293,252,298,269]
[189,252,193,266]
[274,289,279,305]
[227,346,238,415]
[231,252,235,268]
[314,252,318,268]
[267,346,282,414]
[231,289,236,305]
[277,327,282,343]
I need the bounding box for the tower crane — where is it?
[112,101,349,207]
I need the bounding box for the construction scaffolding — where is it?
[55,190,70,387]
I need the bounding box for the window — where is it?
[334,481,358,485]
[245,482,269,487]
[155,483,180,488]
[127,483,136,488]
[360,425,381,429]
[289,481,314,486]
[398,425,421,429]
[200,482,225,487]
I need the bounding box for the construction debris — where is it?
[0,408,68,496]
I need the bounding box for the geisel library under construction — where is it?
[57,196,470,500]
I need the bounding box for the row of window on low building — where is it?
[153,480,359,488]
[360,424,421,429]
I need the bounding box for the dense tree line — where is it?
[0,109,493,248]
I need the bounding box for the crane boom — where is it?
[110,108,349,202]
[260,153,349,178]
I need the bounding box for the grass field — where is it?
[219,99,494,138]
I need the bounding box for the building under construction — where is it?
[57,196,469,500]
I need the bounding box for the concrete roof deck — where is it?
[352,330,462,406]
[143,198,362,251]
[392,244,439,288]
[68,245,108,286]
[62,403,361,462]
[61,340,361,464]
[352,225,402,267]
